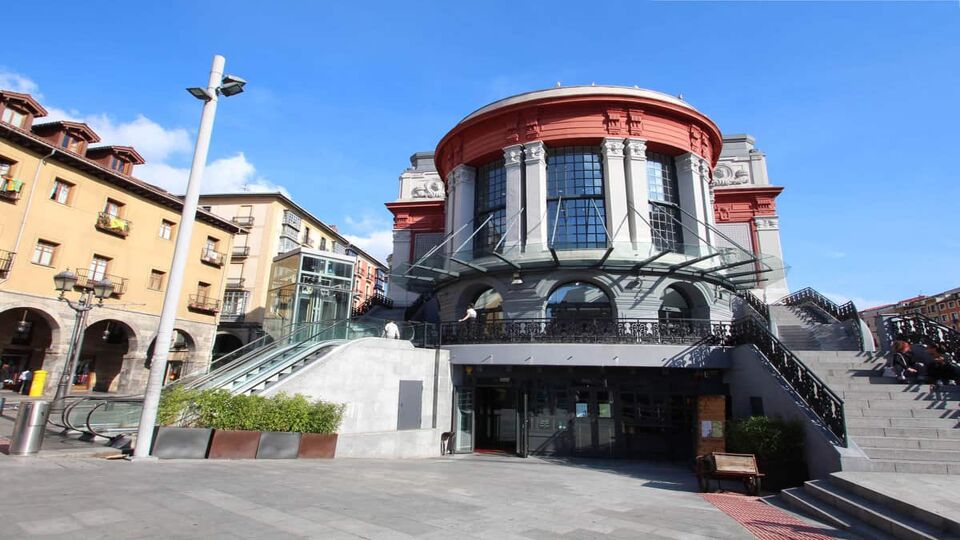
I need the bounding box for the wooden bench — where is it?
[696,452,764,495]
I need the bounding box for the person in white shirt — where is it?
[458,305,478,323]
[382,320,400,339]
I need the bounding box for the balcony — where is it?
[225,277,246,289]
[437,318,732,346]
[188,294,220,314]
[0,250,14,275]
[75,268,128,297]
[0,177,23,202]
[95,212,132,237]
[231,215,255,226]
[231,246,250,259]
[302,238,316,249]
[200,248,225,267]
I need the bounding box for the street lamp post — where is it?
[132,54,245,459]
[50,269,114,416]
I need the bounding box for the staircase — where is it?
[780,472,960,539]
[770,304,860,351]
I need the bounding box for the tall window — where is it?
[148,269,165,291]
[60,133,82,152]
[546,146,606,250]
[104,199,123,217]
[110,157,128,174]
[1,108,25,128]
[223,290,249,315]
[32,240,57,266]
[159,220,174,240]
[646,152,684,253]
[0,158,13,177]
[89,255,110,281]
[197,281,211,300]
[50,179,73,204]
[473,160,506,257]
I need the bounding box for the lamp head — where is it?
[187,87,214,101]
[93,278,114,300]
[53,270,78,292]
[218,74,246,97]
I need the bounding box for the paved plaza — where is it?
[0,454,817,540]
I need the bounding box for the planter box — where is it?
[151,427,212,459]
[298,433,338,459]
[257,431,301,459]
[209,430,261,459]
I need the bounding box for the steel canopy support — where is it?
[668,251,722,272]
[632,249,670,270]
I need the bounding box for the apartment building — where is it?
[0,90,240,394]
[197,193,388,354]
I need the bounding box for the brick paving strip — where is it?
[702,493,836,540]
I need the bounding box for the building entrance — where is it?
[474,387,519,453]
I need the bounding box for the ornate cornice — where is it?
[624,138,647,161]
[523,141,546,164]
[504,144,523,167]
[601,138,625,159]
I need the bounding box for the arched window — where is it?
[474,160,506,257]
[659,285,692,321]
[546,282,612,321]
[646,152,684,253]
[547,147,606,250]
[472,288,503,323]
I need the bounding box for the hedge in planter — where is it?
[726,416,808,491]
[153,387,344,459]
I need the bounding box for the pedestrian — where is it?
[458,304,478,323]
[382,320,400,339]
[18,369,32,395]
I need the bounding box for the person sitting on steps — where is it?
[925,344,960,389]
[889,340,923,383]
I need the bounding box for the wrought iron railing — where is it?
[225,277,246,289]
[438,317,732,345]
[778,286,864,351]
[231,215,255,226]
[75,268,128,297]
[188,294,220,313]
[231,246,250,258]
[738,290,770,322]
[96,212,132,237]
[404,292,432,321]
[352,292,395,317]
[728,316,847,446]
[200,248,225,266]
[0,177,23,201]
[885,314,960,356]
[0,249,13,275]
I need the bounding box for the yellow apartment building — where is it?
[196,193,388,354]
[0,90,240,394]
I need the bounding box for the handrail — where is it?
[885,314,960,356]
[85,397,144,438]
[737,290,770,323]
[728,317,847,446]
[778,286,864,351]
[437,318,732,345]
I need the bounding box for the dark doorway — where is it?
[475,387,519,453]
[572,387,615,457]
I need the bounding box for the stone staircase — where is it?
[780,472,960,539]
[797,350,960,474]
[770,304,860,351]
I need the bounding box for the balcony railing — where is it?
[231,215,254,226]
[75,268,128,297]
[225,277,246,289]
[438,318,732,346]
[0,249,14,275]
[231,245,250,258]
[200,248,225,267]
[188,294,220,313]
[95,212,132,237]
[0,177,23,201]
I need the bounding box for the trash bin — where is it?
[9,400,49,456]
[28,370,47,397]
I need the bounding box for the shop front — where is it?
[453,365,726,461]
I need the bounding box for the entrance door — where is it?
[475,387,518,453]
[453,386,474,453]
[573,387,615,456]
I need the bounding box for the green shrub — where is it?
[726,416,805,462]
[156,387,344,433]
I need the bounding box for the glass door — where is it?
[573,387,615,456]
[516,388,529,458]
[453,386,474,453]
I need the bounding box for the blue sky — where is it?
[3,1,958,308]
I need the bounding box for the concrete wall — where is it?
[262,338,452,458]
[445,343,730,368]
[726,345,870,480]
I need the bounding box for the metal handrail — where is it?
[885,314,960,356]
[778,286,864,351]
[437,317,732,345]
[738,290,770,323]
[728,317,847,446]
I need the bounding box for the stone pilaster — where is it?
[522,141,548,250]
[676,153,710,254]
[447,164,476,260]
[503,144,524,251]
[601,138,629,245]
[624,139,651,248]
[753,216,789,301]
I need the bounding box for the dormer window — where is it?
[1,107,25,128]
[61,133,83,153]
[110,157,129,174]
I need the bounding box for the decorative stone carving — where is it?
[603,111,623,135]
[523,141,546,163]
[627,109,644,136]
[449,165,474,188]
[754,216,779,230]
[504,145,523,166]
[523,115,540,141]
[411,179,445,199]
[624,139,647,160]
[601,138,625,159]
[713,164,750,186]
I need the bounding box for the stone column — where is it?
[448,164,476,260]
[388,229,414,306]
[601,138,629,246]
[523,141,548,250]
[624,139,651,249]
[503,144,524,252]
[700,159,717,246]
[754,216,789,302]
[676,153,710,254]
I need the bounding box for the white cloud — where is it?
[824,291,895,311]
[343,229,393,265]
[1,69,285,195]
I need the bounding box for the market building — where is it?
[0,90,241,394]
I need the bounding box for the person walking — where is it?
[382,320,400,339]
[18,368,32,395]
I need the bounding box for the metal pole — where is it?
[51,296,87,415]
[133,54,224,459]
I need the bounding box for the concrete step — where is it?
[843,399,960,410]
[847,408,960,419]
[849,426,960,439]
[804,479,950,539]
[780,487,893,538]
[855,436,960,451]
[863,459,960,475]
[830,473,960,535]
[847,417,960,429]
[839,389,960,400]
[794,351,887,360]
[863,446,960,462]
